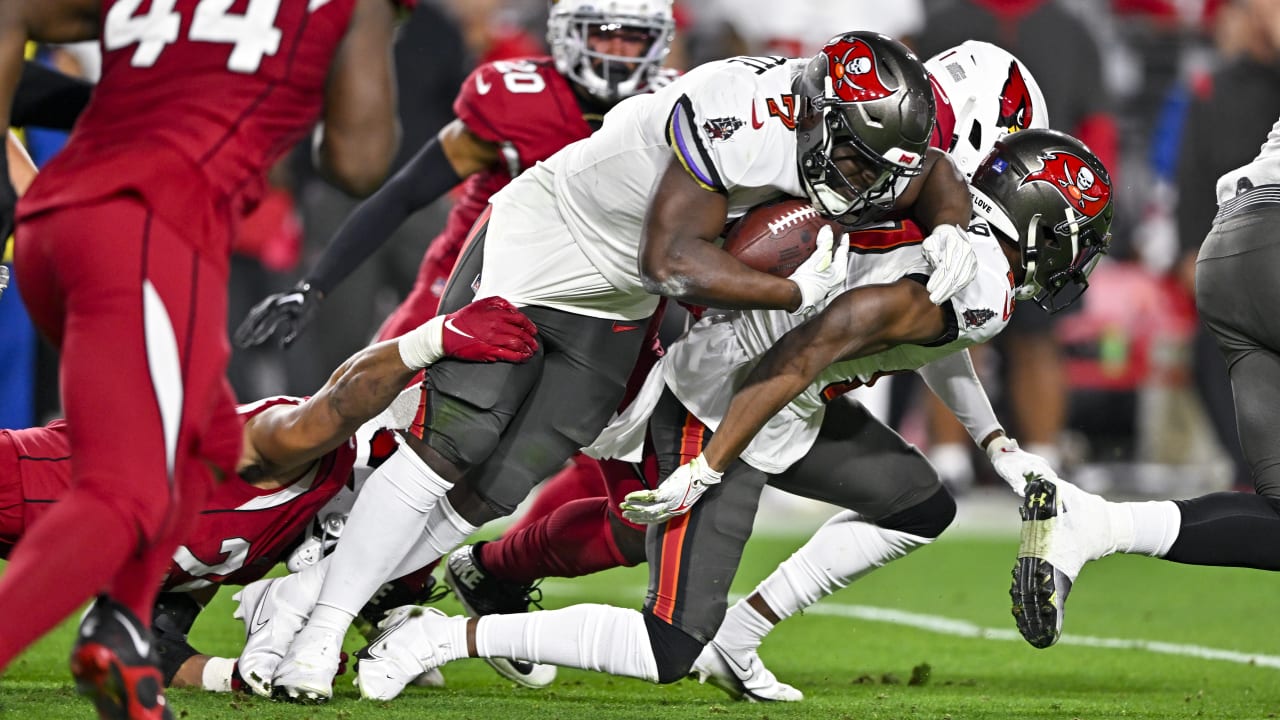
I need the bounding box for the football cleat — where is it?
[232,575,312,697]
[70,595,174,720]
[443,544,556,688]
[355,574,450,689]
[355,606,454,701]
[271,625,344,703]
[689,641,803,703]
[1011,477,1116,648]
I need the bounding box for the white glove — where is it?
[986,435,1060,496]
[921,224,978,305]
[620,453,723,524]
[787,224,849,316]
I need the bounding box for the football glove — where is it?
[787,224,848,316]
[986,435,1060,497]
[922,224,978,305]
[234,280,323,349]
[620,453,723,524]
[398,296,539,368]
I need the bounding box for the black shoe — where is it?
[70,595,174,720]
[443,543,555,688]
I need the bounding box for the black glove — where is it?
[234,280,324,349]
[0,148,16,246]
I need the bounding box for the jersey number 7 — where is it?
[104,0,284,74]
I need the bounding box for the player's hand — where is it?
[620,454,723,524]
[787,224,849,316]
[234,281,324,349]
[440,296,538,362]
[922,224,978,305]
[398,296,539,368]
[986,435,1060,497]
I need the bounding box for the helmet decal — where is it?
[1021,151,1112,217]
[823,37,895,103]
[998,61,1035,131]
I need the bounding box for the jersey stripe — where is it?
[666,95,725,194]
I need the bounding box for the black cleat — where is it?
[1010,478,1072,649]
[444,543,556,688]
[70,595,175,720]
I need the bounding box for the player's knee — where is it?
[152,593,204,686]
[426,424,502,472]
[877,485,956,540]
[642,612,707,683]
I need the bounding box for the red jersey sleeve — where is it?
[453,57,594,173]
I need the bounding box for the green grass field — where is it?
[4,530,1280,720]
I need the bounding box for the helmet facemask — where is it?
[548,3,675,104]
[1016,208,1110,313]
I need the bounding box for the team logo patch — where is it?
[963,307,996,329]
[1021,151,1112,217]
[998,61,1036,131]
[702,116,744,142]
[821,37,894,103]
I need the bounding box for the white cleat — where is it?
[1011,476,1117,649]
[690,641,803,702]
[409,667,446,688]
[355,605,456,702]
[233,576,311,698]
[271,626,343,703]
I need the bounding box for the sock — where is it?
[710,598,775,656]
[474,604,659,681]
[312,444,452,619]
[1165,492,1280,569]
[478,497,628,585]
[0,489,137,670]
[505,454,604,536]
[753,511,930,633]
[306,604,356,635]
[388,495,479,579]
[1118,500,1180,557]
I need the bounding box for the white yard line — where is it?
[543,581,1280,668]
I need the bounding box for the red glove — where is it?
[440,297,538,362]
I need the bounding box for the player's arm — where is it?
[917,350,1060,495]
[898,150,979,305]
[639,158,823,312]
[703,279,947,471]
[0,0,98,238]
[239,298,537,480]
[315,0,400,197]
[234,118,499,349]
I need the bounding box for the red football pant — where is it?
[0,197,239,670]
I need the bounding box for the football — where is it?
[722,197,838,277]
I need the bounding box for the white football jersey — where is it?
[663,224,1014,473]
[1216,115,1280,204]
[480,57,808,320]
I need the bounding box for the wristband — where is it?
[202,656,238,693]
[397,315,446,369]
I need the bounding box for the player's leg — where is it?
[1011,207,1280,648]
[696,399,955,701]
[352,389,766,701]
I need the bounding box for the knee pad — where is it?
[152,592,204,686]
[877,485,956,539]
[642,612,707,683]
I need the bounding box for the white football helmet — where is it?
[925,40,1050,180]
[547,0,676,103]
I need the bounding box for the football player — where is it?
[351,128,1114,703]
[0,296,536,692]
[0,0,403,717]
[1006,115,1280,651]
[244,30,979,703]
[424,38,1050,695]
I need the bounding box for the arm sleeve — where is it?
[916,349,1003,446]
[11,62,92,130]
[307,134,462,295]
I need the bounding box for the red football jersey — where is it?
[4,397,399,590]
[18,0,358,263]
[425,57,594,271]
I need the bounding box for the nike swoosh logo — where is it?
[475,74,492,95]
[715,643,754,679]
[250,595,271,634]
[444,317,475,339]
[115,609,152,656]
[611,323,639,333]
[750,102,764,130]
